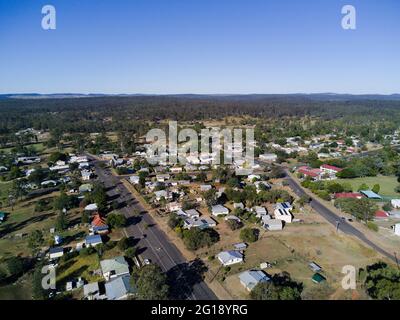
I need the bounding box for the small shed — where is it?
[312,273,326,284]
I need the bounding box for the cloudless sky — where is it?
[0,0,399,94]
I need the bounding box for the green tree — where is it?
[55,212,68,231]
[362,262,400,300]
[135,264,169,300]
[203,189,218,207]
[226,219,243,231]
[239,228,259,243]
[107,213,127,228]
[32,263,47,300]
[357,183,370,192]
[182,228,219,251]
[251,273,302,300]
[6,256,25,277]
[118,237,130,250]
[125,247,138,259]
[372,184,380,194]
[28,230,44,251]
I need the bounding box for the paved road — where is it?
[89,157,217,300]
[285,173,398,264]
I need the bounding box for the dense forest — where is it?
[1,95,400,135]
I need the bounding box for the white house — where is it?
[200,184,213,192]
[49,247,64,259]
[156,174,170,183]
[183,217,217,230]
[247,174,261,182]
[239,270,270,291]
[154,190,172,201]
[170,167,183,173]
[276,202,293,211]
[274,208,293,223]
[319,164,343,179]
[252,206,268,218]
[263,219,283,231]
[394,223,400,236]
[259,153,278,162]
[217,251,243,266]
[184,209,201,218]
[211,205,229,216]
[49,164,70,172]
[129,175,140,185]
[78,162,90,169]
[167,202,182,212]
[234,202,245,210]
[224,215,241,223]
[81,170,92,181]
[85,203,98,212]
[391,199,400,209]
[70,155,89,164]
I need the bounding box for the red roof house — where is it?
[375,210,389,219]
[91,214,107,227]
[298,166,322,179]
[320,164,343,173]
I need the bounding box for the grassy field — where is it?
[56,254,101,286]
[0,181,12,201]
[206,208,388,300]
[336,176,399,197]
[0,143,45,154]
[0,197,59,259]
[0,276,33,300]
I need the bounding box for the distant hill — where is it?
[1,93,400,101]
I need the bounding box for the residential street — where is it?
[284,171,398,264]
[89,156,217,300]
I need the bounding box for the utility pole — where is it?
[335,220,340,232]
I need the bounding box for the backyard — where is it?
[336,176,399,198]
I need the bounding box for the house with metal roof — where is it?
[239,270,270,291]
[105,274,134,300]
[183,217,216,230]
[274,208,293,223]
[83,282,104,300]
[217,250,243,266]
[309,262,322,272]
[252,206,267,218]
[85,234,103,247]
[49,247,64,259]
[100,256,130,281]
[233,243,248,251]
[211,205,229,216]
[262,219,283,231]
[79,183,93,193]
[360,190,382,200]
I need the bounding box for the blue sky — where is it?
[0,0,399,94]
